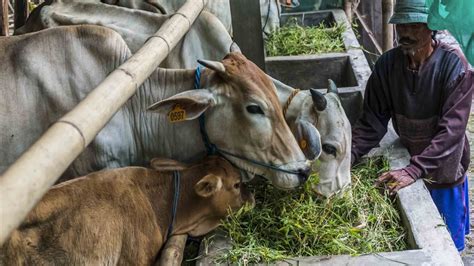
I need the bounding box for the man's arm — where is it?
[404,71,473,179]
[351,67,392,164]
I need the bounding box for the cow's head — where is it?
[150,156,254,237]
[148,52,311,189]
[278,79,351,197]
[192,156,254,219]
[308,81,352,197]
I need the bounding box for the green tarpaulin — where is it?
[427,0,474,65]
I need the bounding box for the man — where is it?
[351,0,473,251]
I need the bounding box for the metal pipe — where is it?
[0,0,207,245]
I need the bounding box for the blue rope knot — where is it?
[194,65,202,90]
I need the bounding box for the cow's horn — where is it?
[310,88,327,111]
[327,79,339,95]
[197,59,226,74]
[230,42,242,53]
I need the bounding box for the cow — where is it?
[95,0,294,36]
[16,1,352,196]
[0,25,312,189]
[273,79,352,196]
[0,156,254,265]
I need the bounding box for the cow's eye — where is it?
[246,105,264,115]
[322,144,337,157]
[233,182,241,190]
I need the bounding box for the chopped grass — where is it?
[265,20,346,56]
[217,157,407,264]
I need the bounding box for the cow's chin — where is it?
[267,172,301,190]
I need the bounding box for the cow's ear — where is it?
[150,158,187,171]
[195,174,222,198]
[147,89,215,121]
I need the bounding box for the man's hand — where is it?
[375,169,416,195]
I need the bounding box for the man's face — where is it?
[396,23,432,55]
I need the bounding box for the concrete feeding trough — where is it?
[196,126,462,265]
[265,9,371,125]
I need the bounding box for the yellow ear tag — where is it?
[168,105,186,123]
[299,139,307,149]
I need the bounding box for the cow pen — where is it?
[0,0,205,246]
[0,1,471,265]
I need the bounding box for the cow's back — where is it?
[0,25,135,177]
[0,167,163,265]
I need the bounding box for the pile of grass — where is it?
[265,20,346,56]
[217,157,407,264]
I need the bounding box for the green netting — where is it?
[427,0,474,65]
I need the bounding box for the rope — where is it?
[282,89,300,118]
[166,170,180,239]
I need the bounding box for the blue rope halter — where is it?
[194,65,300,176]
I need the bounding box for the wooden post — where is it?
[14,0,28,29]
[344,0,360,23]
[344,0,353,22]
[229,0,265,70]
[0,0,206,245]
[158,235,187,266]
[0,0,8,36]
[382,0,394,51]
[354,9,383,55]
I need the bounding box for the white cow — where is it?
[17,2,351,196]
[95,0,287,36]
[0,25,311,189]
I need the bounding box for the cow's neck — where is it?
[147,168,222,241]
[128,68,215,165]
[276,84,310,124]
[172,176,223,238]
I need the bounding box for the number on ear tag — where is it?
[168,105,186,123]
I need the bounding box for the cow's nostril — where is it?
[297,167,311,183]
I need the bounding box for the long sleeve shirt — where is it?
[352,41,473,188]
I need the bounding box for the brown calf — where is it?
[0,156,253,265]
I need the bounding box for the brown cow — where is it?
[0,156,253,265]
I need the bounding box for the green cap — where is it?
[389,0,429,24]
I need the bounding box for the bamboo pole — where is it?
[14,0,28,29]
[157,235,188,266]
[0,0,7,36]
[382,0,394,51]
[0,0,206,245]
